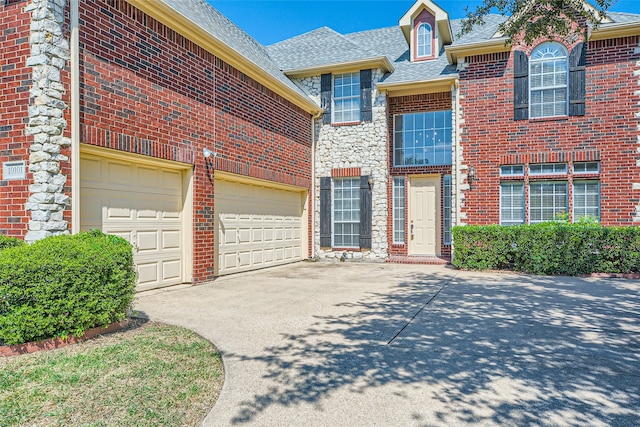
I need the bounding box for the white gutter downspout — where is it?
[310,112,322,259]
[70,0,80,233]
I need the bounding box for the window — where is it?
[333,178,360,247]
[333,72,360,124]
[500,165,524,176]
[529,181,567,223]
[574,181,600,221]
[529,42,568,118]
[394,111,452,166]
[443,175,452,244]
[500,183,525,225]
[573,162,600,174]
[392,177,406,244]
[529,163,568,175]
[416,23,432,58]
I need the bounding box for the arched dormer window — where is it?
[529,42,568,118]
[416,23,432,58]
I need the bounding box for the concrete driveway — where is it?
[135,262,640,427]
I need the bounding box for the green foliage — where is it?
[459,0,613,46]
[0,231,136,345]
[453,222,640,275]
[0,236,25,251]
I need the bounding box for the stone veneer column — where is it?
[24,0,71,242]
[455,59,469,226]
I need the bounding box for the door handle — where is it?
[410,222,414,239]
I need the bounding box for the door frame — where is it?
[408,174,441,256]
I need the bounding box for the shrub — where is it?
[0,230,136,345]
[0,235,25,251]
[453,223,640,275]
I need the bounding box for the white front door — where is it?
[409,176,440,256]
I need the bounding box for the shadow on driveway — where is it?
[224,270,640,426]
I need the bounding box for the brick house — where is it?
[1,0,322,290]
[268,0,640,262]
[2,0,639,288]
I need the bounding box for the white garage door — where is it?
[215,176,306,276]
[80,149,188,291]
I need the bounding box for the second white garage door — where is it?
[215,175,307,276]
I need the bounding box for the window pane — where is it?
[529,182,567,223]
[443,175,452,243]
[574,181,600,221]
[530,42,568,118]
[333,178,360,248]
[393,111,453,166]
[392,177,406,244]
[501,183,525,225]
[333,72,360,124]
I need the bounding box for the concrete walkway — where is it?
[134,262,640,427]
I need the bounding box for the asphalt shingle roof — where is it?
[266,27,381,71]
[159,0,308,98]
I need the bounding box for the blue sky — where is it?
[208,0,639,45]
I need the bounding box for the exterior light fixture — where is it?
[368,176,374,189]
[202,148,217,158]
[468,166,476,183]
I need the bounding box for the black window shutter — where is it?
[320,73,332,124]
[360,69,372,123]
[513,50,529,121]
[359,176,372,249]
[569,42,586,116]
[320,177,332,248]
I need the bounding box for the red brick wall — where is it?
[0,0,72,238]
[387,92,453,257]
[0,1,31,237]
[459,36,640,226]
[79,0,312,283]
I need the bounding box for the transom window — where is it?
[529,163,568,175]
[417,23,432,58]
[573,162,600,174]
[333,178,360,248]
[394,111,452,166]
[530,42,568,118]
[529,181,568,223]
[392,177,406,244]
[500,165,525,176]
[333,72,360,124]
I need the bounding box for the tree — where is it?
[459,0,614,45]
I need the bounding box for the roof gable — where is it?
[399,0,453,45]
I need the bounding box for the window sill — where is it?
[331,247,362,252]
[528,115,568,123]
[331,121,361,127]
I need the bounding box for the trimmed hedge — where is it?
[0,230,136,345]
[452,222,640,275]
[0,235,25,251]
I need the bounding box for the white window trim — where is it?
[573,180,601,221]
[500,182,525,226]
[529,42,569,119]
[500,165,525,177]
[416,22,433,58]
[332,177,360,248]
[529,163,568,176]
[392,177,406,244]
[573,162,600,175]
[332,72,360,124]
[529,181,568,223]
[393,111,453,167]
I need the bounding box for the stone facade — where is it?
[24,0,71,242]
[296,70,389,260]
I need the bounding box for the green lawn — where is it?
[0,320,224,427]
